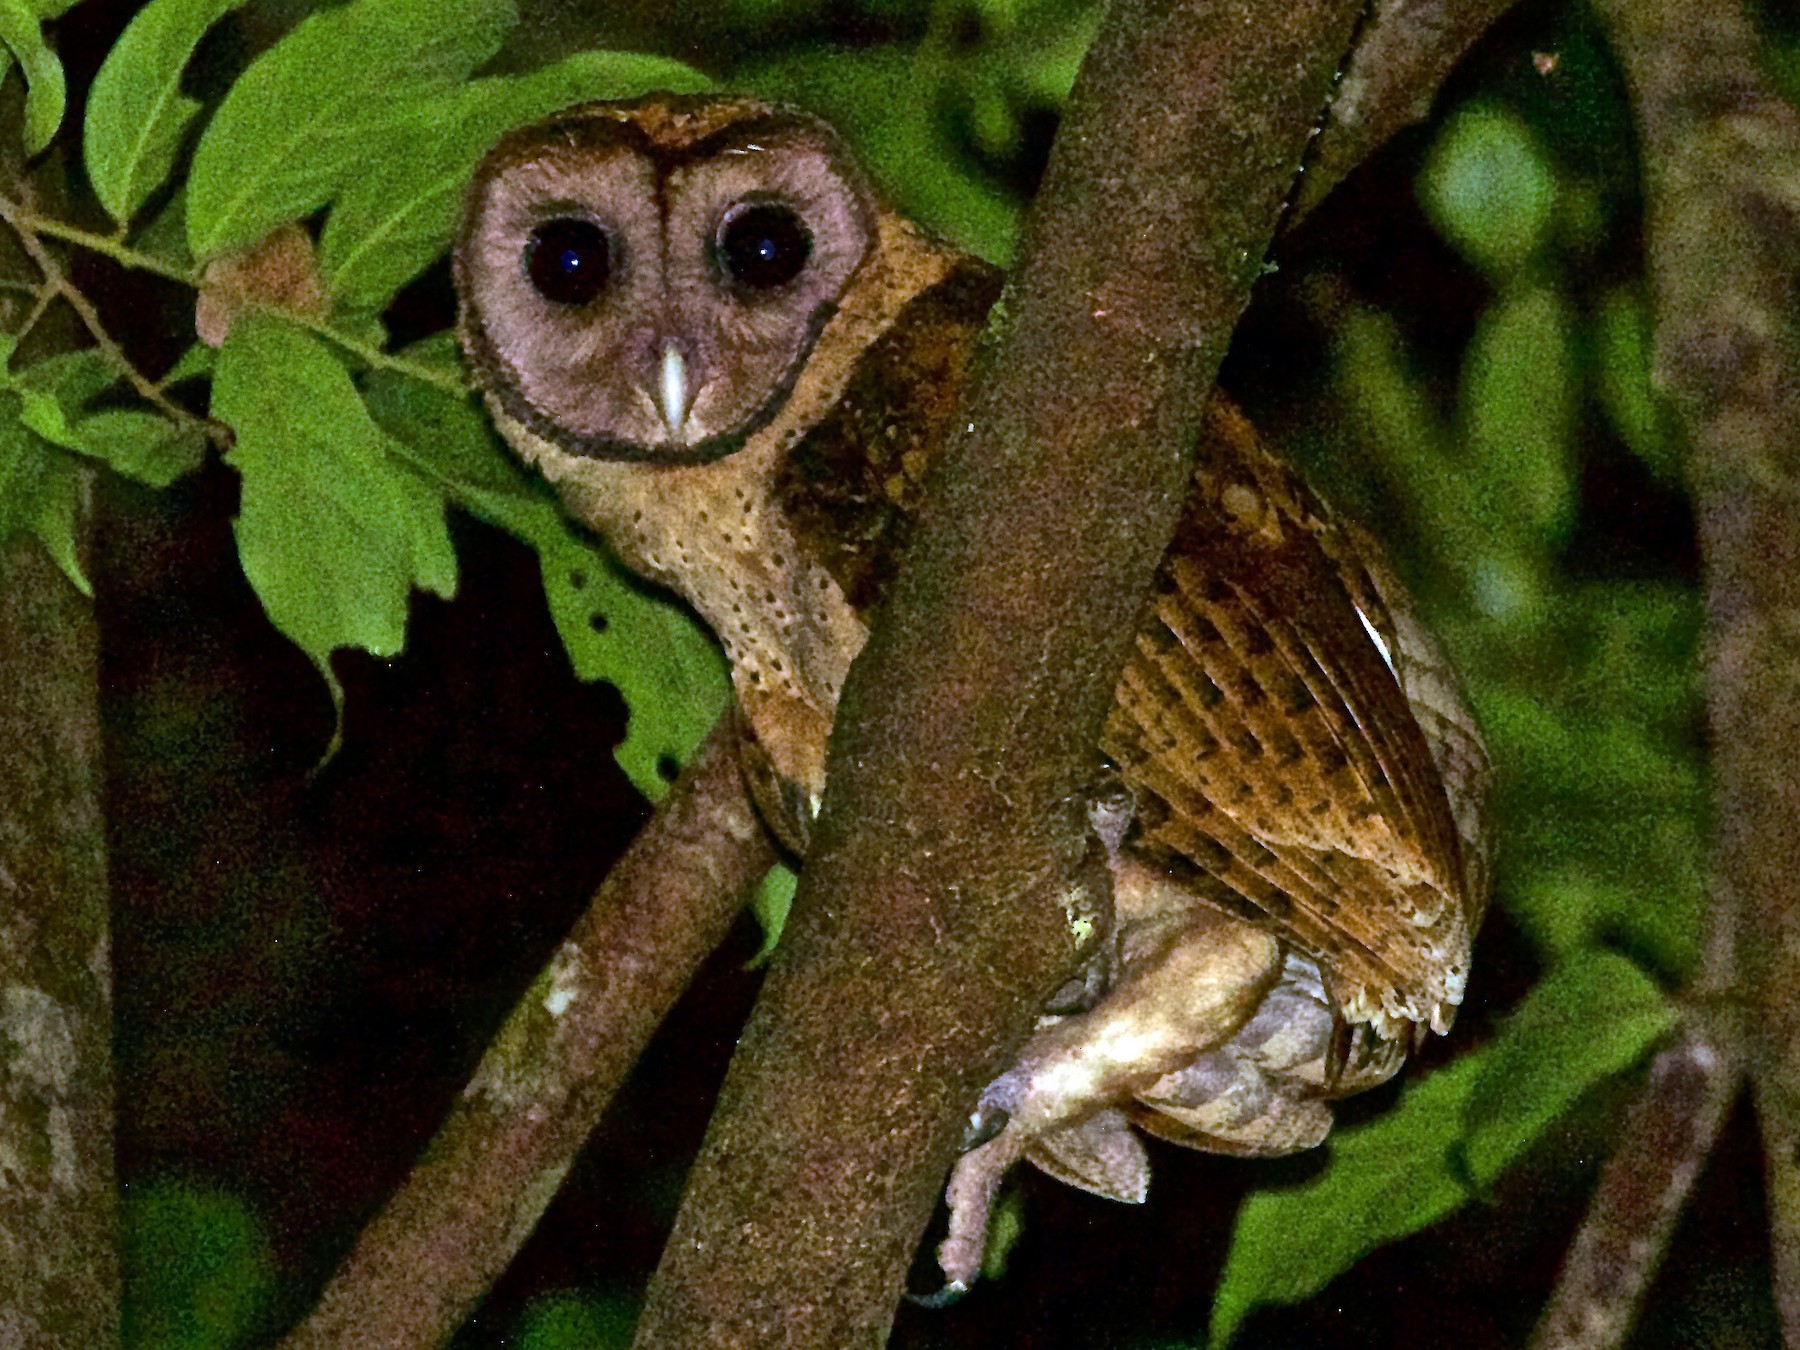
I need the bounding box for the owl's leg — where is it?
[932,904,1283,1295]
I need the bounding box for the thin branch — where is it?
[1529,1024,1742,1350]
[1542,0,1800,1343]
[0,193,230,442]
[1288,0,1527,227]
[278,717,774,1350]
[0,197,471,398]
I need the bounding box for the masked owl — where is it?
[452,93,1491,1296]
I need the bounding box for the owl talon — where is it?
[959,1103,1011,1152]
[904,1279,970,1309]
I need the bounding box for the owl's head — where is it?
[454,95,880,465]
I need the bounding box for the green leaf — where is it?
[0,0,65,154]
[187,0,518,260]
[30,0,84,16]
[320,50,711,309]
[1210,1058,1479,1347]
[214,315,456,680]
[747,862,796,966]
[362,356,729,796]
[85,0,246,224]
[0,391,89,592]
[513,1290,635,1350]
[13,349,120,449]
[1462,950,1675,1186]
[1460,283,1577,550]
[73,410,207,487]
[1419,102,1557,279]
[122,1178,276,1350]
[1594,284,1679,482]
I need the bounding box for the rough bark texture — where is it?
[630,4,1369,1347]
[278,719,773,1350]
[1289,0,1526,226]
[1565,0,1800,1344]
[0,528,119,1349]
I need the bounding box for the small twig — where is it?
[280,307,470,396]
[278,717,775,1350]
[1529,1025,1742,1350]
[0,195,471,398]
[0,194,230,443]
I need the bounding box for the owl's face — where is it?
[456,96,878,464]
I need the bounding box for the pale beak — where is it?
[657,342,693,445]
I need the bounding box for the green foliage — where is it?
[747,862,797,965]
[85,0,246,225]
[1211,1058,1479,1346]
[362,340,729,798]
[1419,102,1558,278]
[512,1289,637,1350]
[1211,953,1673,1344]
[0,0,65,154]
[121,1178,277,1350]
[1461,950,1675,1186]
[186,0,517,259]
[215,314,458,693]
[319,49,710,310]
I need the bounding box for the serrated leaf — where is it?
[85,0,246,223]
[1462,951,1675,1186]
[747,862,795,966]
[1210,1057,1479,1347]
[13,349,120,449]
[320,50,711,309]
[214,315,456,678]
[0,0,65,154]
[364,357,729,795]
[30,0,83,16]
[187,0,518,260]
[72,410,206,487]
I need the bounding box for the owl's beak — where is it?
[657,342,694,445]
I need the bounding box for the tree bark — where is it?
[630,3,1372,1347]
[0,525,119,1349]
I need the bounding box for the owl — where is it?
[452,94,1491,1296]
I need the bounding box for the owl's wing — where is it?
[1105,399,1490,1038]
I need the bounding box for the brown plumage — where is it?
[454,93,1491,1293]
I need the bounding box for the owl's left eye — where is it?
[716,201,812,292]
[524,218,613,305]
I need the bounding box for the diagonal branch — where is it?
[1289,0,1527,228]
[278,718,774,1350]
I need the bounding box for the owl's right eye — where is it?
[524,218,613,305]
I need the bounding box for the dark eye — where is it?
[524,218,612,305]
[718,202,812,291]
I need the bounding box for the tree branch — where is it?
[278,718,773,1350]
[1289,0,1527,227]
[1542,0,1800,1343]
[0,532,119,1350]
[1528,1025,1741,1350]
[630,4,1376,1347]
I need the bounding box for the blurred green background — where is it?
[59,0,1800,1345]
